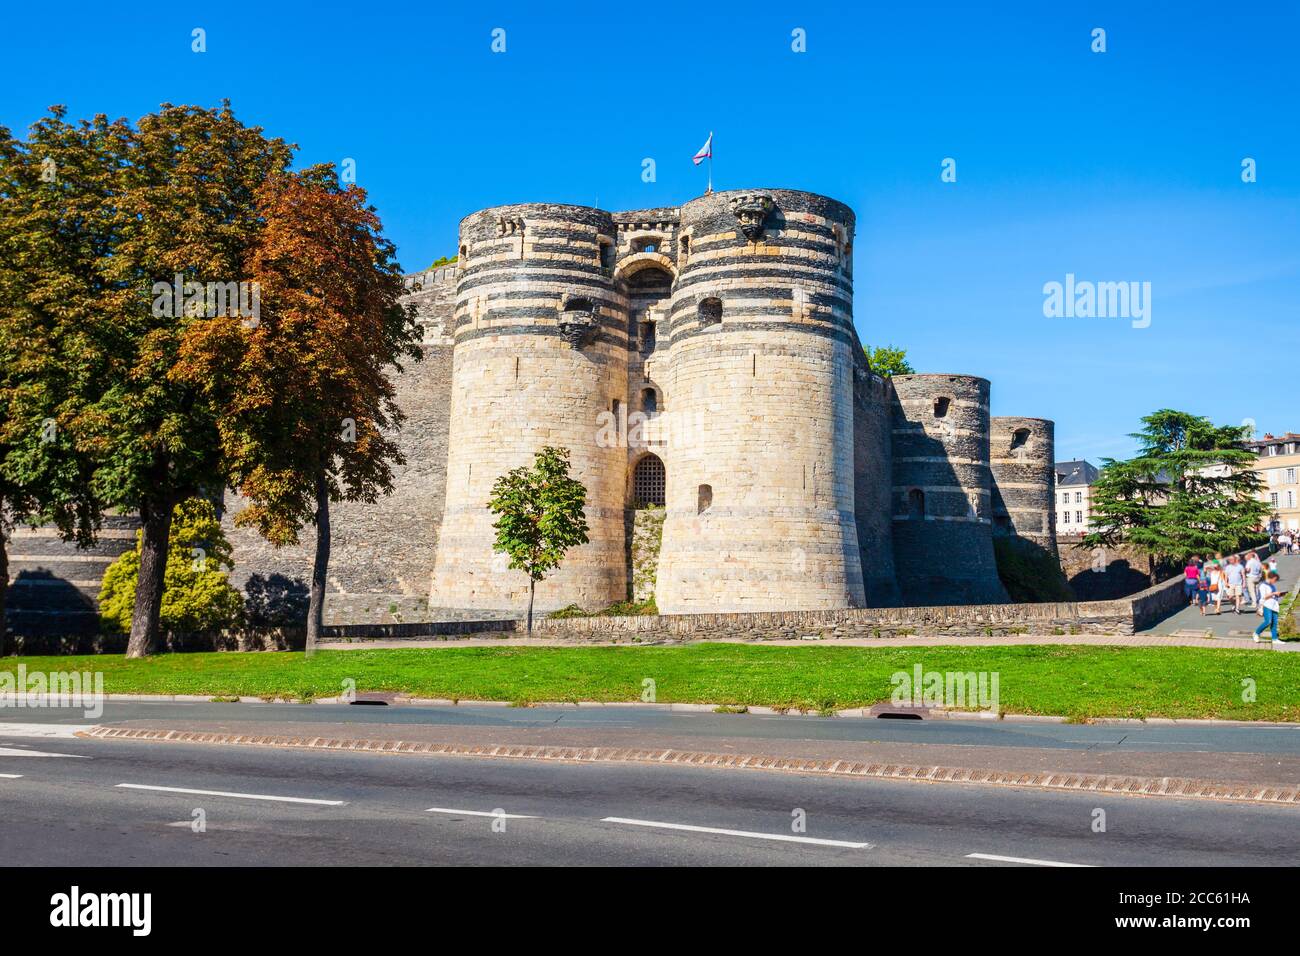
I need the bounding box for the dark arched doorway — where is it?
[632,453,666,508]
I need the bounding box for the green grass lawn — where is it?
[3,643,1298,721]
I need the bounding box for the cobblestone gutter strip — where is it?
[79,726,1300,806]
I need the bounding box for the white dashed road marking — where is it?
[116,784,345,806]
[967,852,1093,867]
[425,807,538,819]
[601,817,873,848]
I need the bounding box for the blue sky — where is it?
[3,0,1296,461]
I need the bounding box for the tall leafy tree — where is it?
[177,166,420,653]
[1083,410,1268,583]
[82,103,294,657]
[0,111,124,649]
[864,343,914,377]
[487,446,590,633]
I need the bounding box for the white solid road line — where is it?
[116,784,345,806]
[425,807,538,819]
[0,773,23,779]
[0,723,96,738]
[966,852,1094,868]
[601,817,873,849]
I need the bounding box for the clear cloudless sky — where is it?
[3,0,1296,461]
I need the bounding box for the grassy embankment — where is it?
[3,643,1298,721]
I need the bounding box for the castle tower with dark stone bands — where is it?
[427,203,630,610]
[990,416,1058,554]
[653,189,865,613]
[889,374,1009,606]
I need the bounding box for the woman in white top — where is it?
[1254,572,1285,644]
[1208,562,1225,615]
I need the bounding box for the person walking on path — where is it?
[1224,555,1247,614]
[1254,571,1286,646]
[1184,556,1202,606]
[1197,562,1214,617]
[1208,560,1225,615]
[1245,551,1264,608]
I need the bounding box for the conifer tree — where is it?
[1083,410,1268,583]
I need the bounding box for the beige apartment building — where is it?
[1053,459,1100,534]
[1248,432,1300,533]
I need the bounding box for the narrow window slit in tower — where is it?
[908,488,925,518]
[697,484,713,515]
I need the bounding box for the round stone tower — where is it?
[989,416,1058,554]
[889,374,1008,605]
[654,189,865,613]
[427,203,629,611]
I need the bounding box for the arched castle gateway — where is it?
[217,189,1056,621]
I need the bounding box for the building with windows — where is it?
[1246,433,1300,533]
[1053,459,1100,534]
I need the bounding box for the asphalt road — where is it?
[5,700,1300,754]
[2,725,1299,867]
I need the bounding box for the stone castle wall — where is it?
[853,361,900,606]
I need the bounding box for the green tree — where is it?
[487,447,590,633]
[80,103,294,657]
[177,166,420,653]
[0,111,122,650]
[98,497,244,637]
[1083,410,1269,584]
[864,343,914,377]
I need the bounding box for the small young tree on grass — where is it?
[487,447,589,633]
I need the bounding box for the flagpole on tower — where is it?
[693,131,714,195]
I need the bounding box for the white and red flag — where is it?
[692,132,713,166]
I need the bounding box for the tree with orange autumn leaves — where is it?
[178,165,420,651]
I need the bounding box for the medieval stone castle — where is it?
[6,188,1061,633]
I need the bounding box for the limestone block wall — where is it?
[654,189,865,613]
[889,374,1008,605]
[989,416,1057,553]
[427,203,629,612]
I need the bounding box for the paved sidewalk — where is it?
[321,632,1298,650]
[1141,552,1299,638]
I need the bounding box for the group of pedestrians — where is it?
[1275,531,1299,554]
[1182,551,1287,645]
